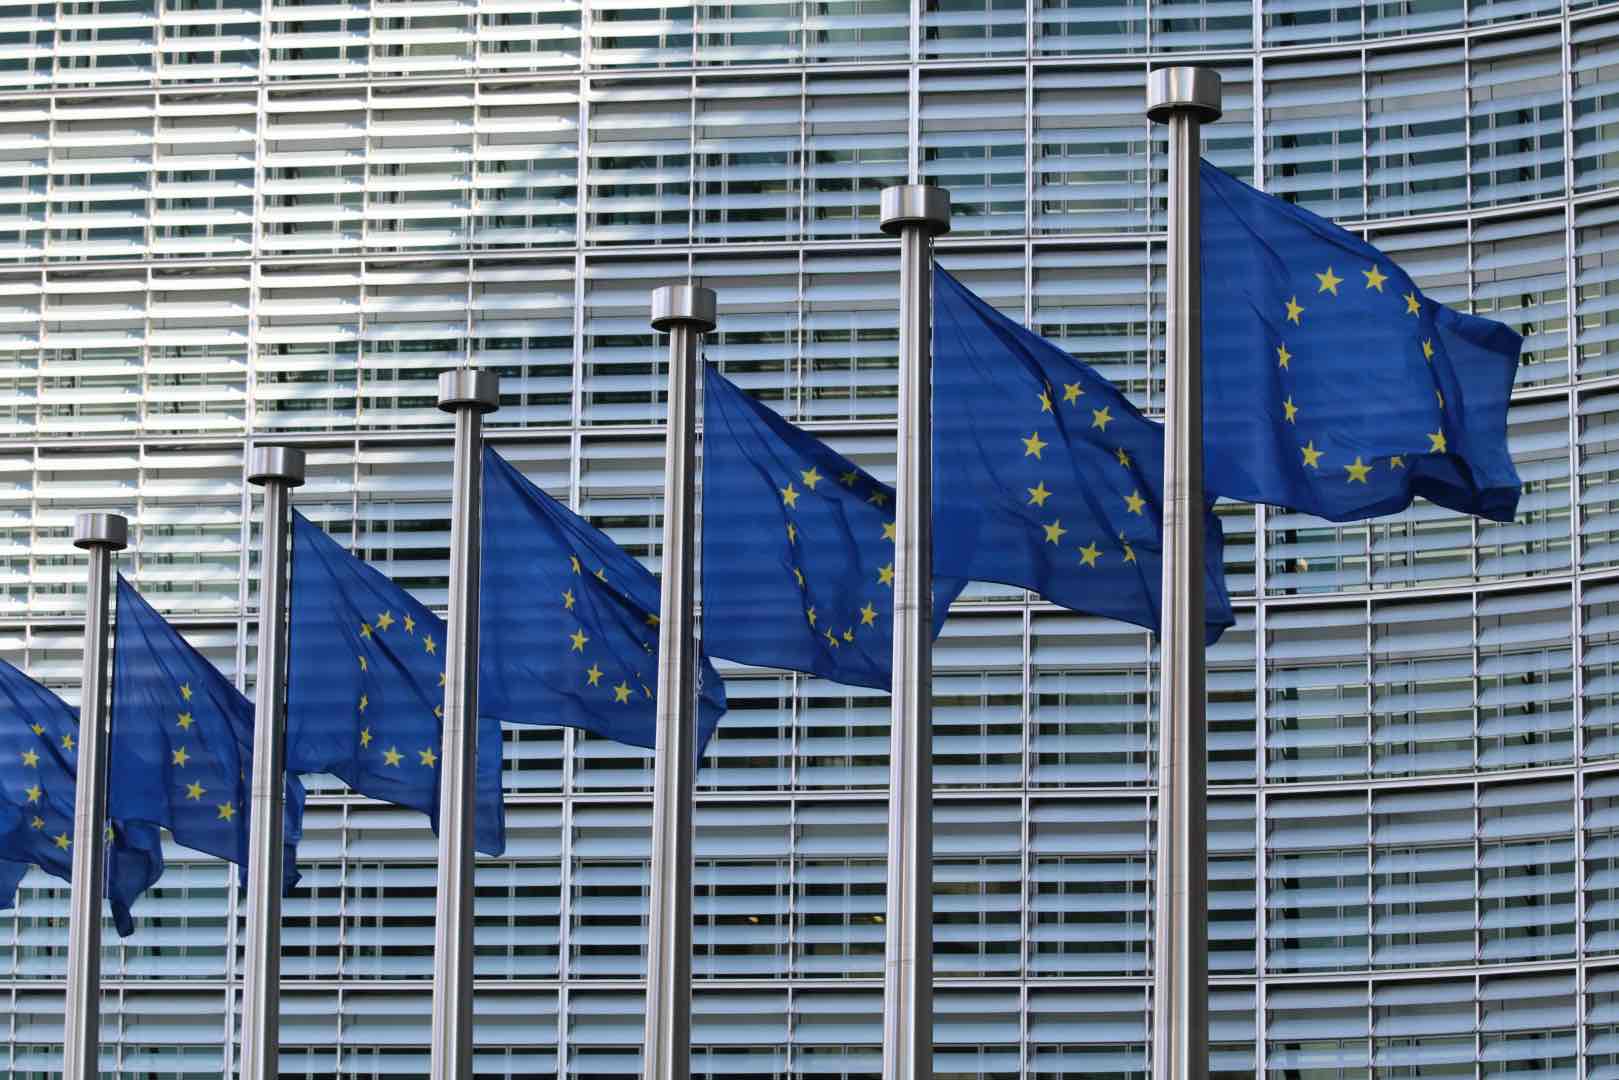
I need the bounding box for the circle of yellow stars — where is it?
[168,682,236,822]
[354,611,445,772]
[780,460,889,653]
[1022,376,1139,570]
[562,559,656,707]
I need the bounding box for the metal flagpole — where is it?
[239,446,306,1080]
[1146,66,1221,1080]
[642,284,715,1080]
[430,370,500,1080]
[62,511,129,1080]
[878,184,950,1080]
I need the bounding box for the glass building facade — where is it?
[0,0,1613,1075]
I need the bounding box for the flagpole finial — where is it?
[1147,66,1222,124]
[651,284,716,333]
[879,185,951,237]
[73,512,128,551]
[437,370,500,414]
[247,446,307,489]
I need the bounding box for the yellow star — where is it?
[358,655,368,672]
[1282,396,1299,423]
[806,607,817,627]
[29,722,42,735]
[1285,296,1305,324]
[594,566,607,582]
[383,746,403,767]
[359,727,372,748]
[1022,431,1048,459]
[793,567,805,587]
[1062,382,1082,404]
[24,784,40,803]
[177,711,194,731]
[801,466,822,490]
[1120,533,1137,564]
[1344,456,1372,484]
[645,613,660,626]
[1038,388,1053,412]
[433,705,443,719]
[613,682,632,704]
[642,683,653,700]
[569,555,581,575]
[840,470,858,487]
[1422,339,1434,361]
[359,622,372,639]
[878,563,895,587]
[1404,291,1421,316]
[1115,447,1131,468]
[1123,490,1145,515]
[438,671,446,686]
[60,733,73,752]
[586,663,603,686]
[376,611,394,631]
[1276,343,1291,370]
[217,802,236,822]
[423,634,437,655]
[54,832,69,850]
[842,628,854,643]
[860,603,877,626]
[1301,441,1323,468]
[780,481,800,508]
[180,683,193,702]
[20,749,37,768]
[881,521,896,542]
[418,748,437,768]
[1428,430,1447,453]
[403,614,416,633]
[171,747,189,767]
[186,780,205,800]
[563,589,575,610]
[1315,267,1343,295]
[1078,541,1101,568]
[1390,455,1406,469]
[1436,388,1444,409]
[105,823,114,843]
[1027,481,1051,507]
[867,489,889,507]
[1042,519,1067,545]
[359,693,370,714]
[28,816,41,829]
[787,523,798,544]
[1363,265,1388,291]
[823,628,839,649]
[1091,406,1113,431]
[569,629,589,652]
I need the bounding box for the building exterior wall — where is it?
[0,0,1614,1075]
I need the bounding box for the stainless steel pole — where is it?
[642,284,715,1080]
[62,511,129,1080]
[1146,66,1221,1080]
[430,370,500,1080]
[239,446,306,1080]
[878,184,950,1080]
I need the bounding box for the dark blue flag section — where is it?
[287,513,505,856]
[702,363,969,690]
[933,267,1236,645]
[1201,159,1522,523]
[480,447,728,752]
[110,577,304,892]
[0,658,163,935]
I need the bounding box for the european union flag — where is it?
[1201,160,1522,523]
[702,364,969,689]
[0,657,163,935]
[480,448,728,751]
[287,513,505,856]
[109,578,304,890]
[932,268,1235,644]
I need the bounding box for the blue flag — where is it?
[702,363,969,689]
[287,513,505,856]
[1201,160,1522,523]
[0,658,163,935]
[109,578,304,891]
[480,447,728,751]
[932,268,1236,644]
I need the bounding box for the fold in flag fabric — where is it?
[481,448,728,752]
[0,657,163,935]
[109,577,304,892]
[287,513,506,856]
[932,267,1236,645]
[1201,159,1522,523]
[702,363,968,689]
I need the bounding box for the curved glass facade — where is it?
[0,0,1614,1075]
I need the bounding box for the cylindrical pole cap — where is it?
[73,512,128,551]
[651,285,717,333]
[437,370,501,415]
[1146,67,1222,124]
[247,446,307,489]
[879,185,951,237]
